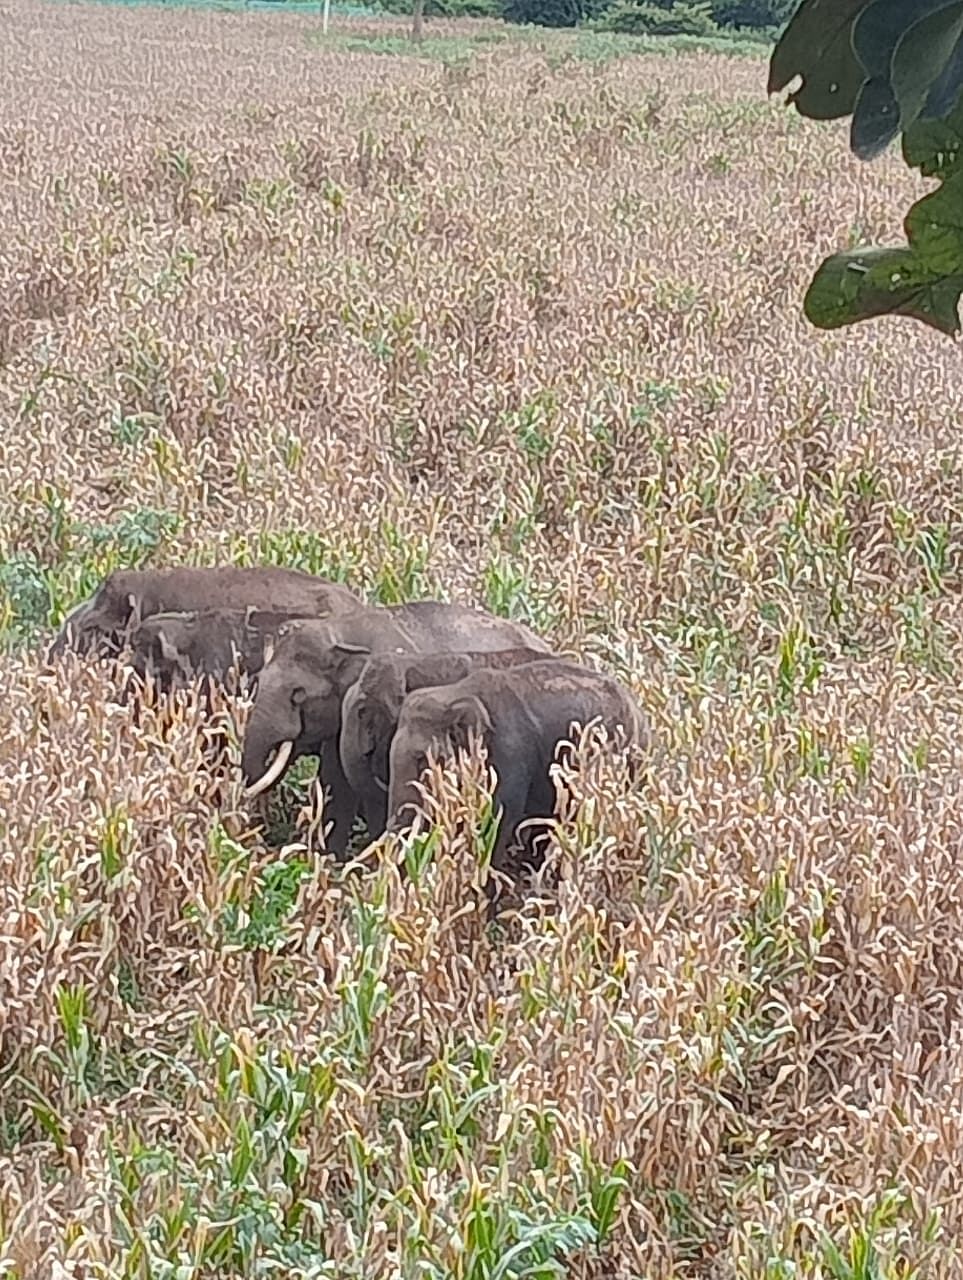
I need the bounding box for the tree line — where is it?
[385,0,794,35]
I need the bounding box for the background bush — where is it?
[501,0,585,28]
[375,0,502,18]
[711,0,794,25]
[393,0,795,33]
[594,0,718,36]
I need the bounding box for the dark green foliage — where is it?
[502,0,583,27]
[712,0,793,27]
[596,0,717,34]
[81,508,180,560]
[769,0,867,119]
[222,857,311,951]
[803,245,963,333]
[0,505,180,651]
[502,0,786,29]
[770,1,963,335]
[372,0,788,32]
[0,554,51,645]
[376,0,500,15]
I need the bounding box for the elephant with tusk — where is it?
[240,600,553,855]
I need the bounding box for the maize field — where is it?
[1,1,963,1274]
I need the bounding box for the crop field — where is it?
[4,1,963,1275]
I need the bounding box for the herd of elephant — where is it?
[47,564,647,871]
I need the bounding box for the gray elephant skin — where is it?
[48,566,362,662]
[386,659,647,872]
[240,601,552,855]
[339,646,554,840]
[129,606,313,691]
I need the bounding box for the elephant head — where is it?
[241,621,374,797]
[129,611,197,685]
[47,578,142,662]
[129,606,293,689]
[339,652,474,835]
[386,686,493,834]
[337,676,398,835]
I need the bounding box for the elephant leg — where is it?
[361,785,388,842]
[467,777,526,920]
[318,742,359,858]
[513,769,559,875]
[487,771,531,878]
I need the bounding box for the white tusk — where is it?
[373,774,389,794]
[244,740,294,797]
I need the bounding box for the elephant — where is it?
[339,646,554,841]
[385,659,647,873]
[128,605,311,691]
[47,565,362,662]
[240,601,553,855]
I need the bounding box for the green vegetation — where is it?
[770,0,963,335]
[68,0,788,37]
[495,0,789,32]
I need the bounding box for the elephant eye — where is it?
[291,686,307,706]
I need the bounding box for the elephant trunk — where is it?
[241,698,301,796]
[47,600,95,660]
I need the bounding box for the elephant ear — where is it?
[354,700,380,755]
[447,694,492,745]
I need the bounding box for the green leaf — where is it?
[848,0,963,157]
[768,0,870,121]
[850,0,960,79]
[804,245,963,333]
[920,37,963,116]
[590,1159,631,1244]
[905,169,963,270]
[892,4,963,129]
[841,1,963,156]
[850,75,901,158]
[902,100,963,175]
[821,1234,849,1278]
[30,1100,67,1151]
[851,0,910,78]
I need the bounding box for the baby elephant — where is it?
[339,647,554,840]
[129,606,308,691]
[386,659,647,873]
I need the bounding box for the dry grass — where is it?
[2,1,963,1275]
